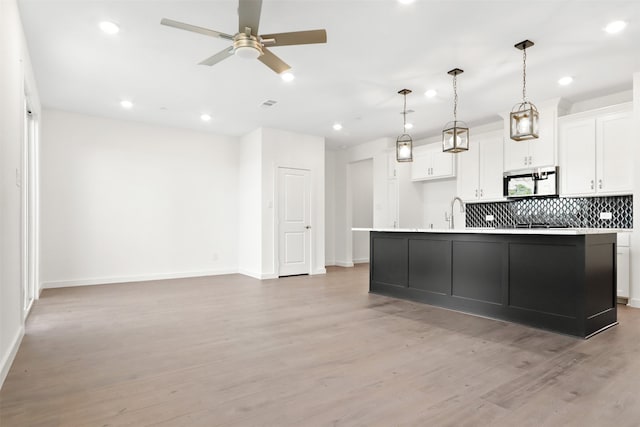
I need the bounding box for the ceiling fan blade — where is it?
[199,46,235,66]
[258,48,290,74]
[238,0,262,35]
[260,29,327,47]
[161,18,233,40]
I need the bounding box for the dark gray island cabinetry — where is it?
[369,230,617,338]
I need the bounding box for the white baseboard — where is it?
[353,258,369,264]
[627,298,640,308]
[261,273,278,280]
[41,268,238,289]
[237,269,262,280]
[0,326,24,390]
[325,259,336,267]
[335,260,354,268]
[312,268,327,275]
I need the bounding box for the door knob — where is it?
[305,225,311,229]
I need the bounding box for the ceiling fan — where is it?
[161,0,327,74]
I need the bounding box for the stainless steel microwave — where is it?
[503,166,559,198]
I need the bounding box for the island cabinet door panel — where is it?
[371,236,408,287]
[585,242,616,317]
[451,241,503,304]
[408,238,452,295]
[508,243,578,318]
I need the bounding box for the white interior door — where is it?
[278,167,311,276]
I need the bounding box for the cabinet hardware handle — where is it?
[480,189,484,197]
[524,156,527,165]
[598,179,603,189]
[475,189,478,197]
[590,180,594,189]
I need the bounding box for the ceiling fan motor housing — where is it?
[233,33,263,58]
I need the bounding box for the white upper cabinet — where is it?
[411,142,455,181]
[597,111,633,193]
[503,100,561,171]
[457,130,504,202]
[559,104,633,197]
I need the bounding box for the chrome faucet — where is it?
[446,196,465,229]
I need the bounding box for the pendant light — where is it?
[510,40,539,141]
[442,68,469,153]
[396,89,413,162]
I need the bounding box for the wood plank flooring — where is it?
[2,264,640,426]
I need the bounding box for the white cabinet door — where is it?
[411,143,455,181]
[456,143,480,201]
[479,133,504,200]
[411,150,431,181]
[559,118,596,196]
[387,152,398,179]
[431,149,455,179]
[387,178,398,228]
[504,138,530,171]
[597,111,633,194]
[528,112,556,168]
[617,246,630,299]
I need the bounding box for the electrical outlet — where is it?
[600,212,612,220]
[486,215,495,222]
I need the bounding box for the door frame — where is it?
[21,85,40,320]
[274,165,313,277]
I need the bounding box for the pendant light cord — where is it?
[522,47,527,103]
[453,73,458,122]
[402,93,407,129]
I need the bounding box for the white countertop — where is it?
[351,227,623,235]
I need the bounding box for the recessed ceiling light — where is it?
[398,0,415,4]
[201,114,212,122]
[99,21,120,35]
[424,89,437,98]
[558,76,573,86]
[281,72,295,82]
[120,100,133,109]
[333,123,343,131]
[404,123,414,130]
[604,20,627,34]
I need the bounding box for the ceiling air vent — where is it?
[261,100,278,109]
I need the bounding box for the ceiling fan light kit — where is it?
[510,39,539,141]
[442,68,469,153]
[396,89,413,162]
[161,0,327,75]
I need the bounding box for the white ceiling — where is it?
[18,0,640,149]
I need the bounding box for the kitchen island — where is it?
[361,228,618,338]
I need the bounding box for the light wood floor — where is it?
[2,265,640,426]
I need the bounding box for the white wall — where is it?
[261,127,326,277]
[331,137,392,267]
[423,179,458,229]
[0,0,41,388]
[631,72,640,308]
[325,150,336,266]
[237,128,263,278]
[40,110,239,287]
[350,159,373,263]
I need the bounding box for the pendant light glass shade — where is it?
[510,101,539,141]
[442,121,469,153]
[396,134,413,161]
[442,68,469,153]
[510,40,539,141]
[396,89,413,162]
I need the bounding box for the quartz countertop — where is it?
[351,227,623,235]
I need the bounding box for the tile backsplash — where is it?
[465,195,633,229]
